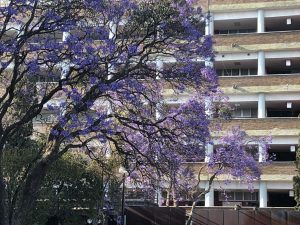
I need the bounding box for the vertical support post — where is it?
[259,182,268,207]
[205,188,214,207]
[205,13,214,35]
[258,93,266,118]
[121,173,125,225]
[61,31,71,80]
[257,9,265,33]
[258,145,266,162]
[62,31,70,42]
[109,21,117,39]
[205,182,214,207]
[156,58,163,80]
[257,51,265,76]
[205,58,214,69]
[205,143,213,163]
[155,188,163,206]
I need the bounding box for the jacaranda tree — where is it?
[0,1,269,225]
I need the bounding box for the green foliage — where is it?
[4,134,121,225]
[294,142,300,209]
[33,152,105,225]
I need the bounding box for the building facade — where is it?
[198,0,299,207]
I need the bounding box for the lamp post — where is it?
[121,173,126,225]
[53,184,60,223]
[118,167,128,225]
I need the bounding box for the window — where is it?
[163,62,204,79]
[219,191,258,201]
[249,68,257,75]
[218,68,257,76]
[232,108,255,118]
[215,29,256,34]
[231,69,239,76]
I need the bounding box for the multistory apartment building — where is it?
[196,0,300,207]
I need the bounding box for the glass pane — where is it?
[244,192,252,200]
[241,69,249,75]
[227,192,234,201]
[219,192,234,201]
[219,30,228,34]
[223,69,231,76]
[219,192,226,201]
[216,69,223,76]
[231,69,239,76]
[229,29,238,34]
[251,192,258,200]
[251,109,258,118]
[235,192,243,201]
[232,109,242,118]
[250,68,257,75]
[242,108,251,117]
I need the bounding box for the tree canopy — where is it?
[0,1,269,225]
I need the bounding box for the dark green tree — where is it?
[33,152,121,225]
[294,141,300,209]
[5,144,122,225]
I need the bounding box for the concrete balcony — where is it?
[212,117,300,136]
[195,0,292,11]
[261,161,296,181]
[207,0,300,12]
[219,73,300,87]
[214,31,300,53]
[187,161,296,182]
[219,74,300,94]
[210,0,276,3]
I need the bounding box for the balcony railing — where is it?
[212,117,300,134]
[219,73,300,87]
[214,30,300,47]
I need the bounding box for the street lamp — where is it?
[53,184,60,222]
[118,166,128,225]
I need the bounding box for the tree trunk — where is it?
[0,147,8,225]
[9,140,60,225]
[9,158,49,225]
[0,166,8,225]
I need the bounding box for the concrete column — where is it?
[61,62,70,79]
[62,31,70,42]
[156,189,163,206]
[205,58,214,68]
[257,51,266,76]
[205,142,214,207]
[258,93,266,118]
[205,143,213,163]
[258,145,266,162]
[205,98,212,118]
[109,21,117,39]
[259,182,268,207]
[257,9,265,33]
[156,58,163,79]
[205,13,214,35]
[205,184,214,207]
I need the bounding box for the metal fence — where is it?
[192,207,300,225]
[125,207,300,225]
[125,206,185,225]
